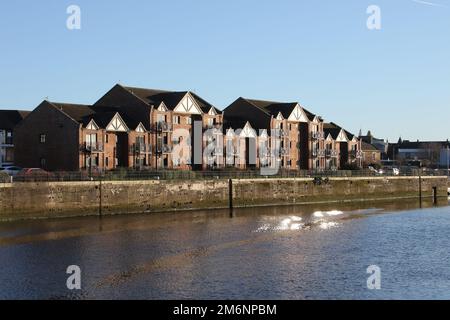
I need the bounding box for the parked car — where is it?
[15,168,54,182]
[0,166,22,176]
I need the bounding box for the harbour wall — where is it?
[0,176,447,221]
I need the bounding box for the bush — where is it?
[0,172,10,183]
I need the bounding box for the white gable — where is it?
[326,133,334,141]
[226,128,235,138]
[174,93,202,114]
[288,104,309,123]
[259,129,268,139]
[336,129,349,142]
[208,107,217,116]
[239,122,257,138]
[136,123,146,133]
[106,113,128,132]
[86,119,99,130]
[276,112,284,121]
[157,102,168,112]
[312,116,320,123]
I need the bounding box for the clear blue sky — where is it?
[0,0,449,142]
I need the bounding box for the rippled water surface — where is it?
[1,199,450,300]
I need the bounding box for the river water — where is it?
[1,199,450,300]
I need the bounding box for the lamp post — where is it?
[447,144,449,177]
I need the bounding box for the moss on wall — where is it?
[0,176,447,221]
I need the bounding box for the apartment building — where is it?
[12,84,365,173]
[95,84,224,170]
[14,84,223,172]
[14,101,151,171]
[223,97,326,171]
[0,110,29,167]
[323,122,363,169]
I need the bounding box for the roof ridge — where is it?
[240,97,271,116]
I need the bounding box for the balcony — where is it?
[157,144,173,154]
[311,131,324,140]
[280,148,288,156]
[80,142,104,153]
[131,143,152,154]
[156,121,173,132]
[205,123,223,131]
[350,150,364,159]
[317,149,326,157]
[325,149,339,158]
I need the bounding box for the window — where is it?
[105,134,109,143]
[6,130,12,144]
[40,134,46,143]
[40,158,46,168]
[207,118,214,127]
[105,157,109,167]
[173,116,180,124]
[187,117,192,125]
[157,114,165,122]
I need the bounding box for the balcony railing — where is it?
[205,123,223,130]
[157,144,173,154]
[350,150,364,159]
[311,131,325,140]
[131,143,152,154]
[317,149,326,157]
[280,148,288,156]
[156,122,173,132]
[80,142,104,153]
[325,149,339,158]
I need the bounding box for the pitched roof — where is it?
[361,141,379,152]
[328,122,358,140]
[223,97,272,132]
[323,122,342,140]
[48,102,96,122]
[48,102,138,130]
[0,110,30,129]
[244,98,317,121]
[122,85,221,114]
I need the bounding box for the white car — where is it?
[0,166,22,176]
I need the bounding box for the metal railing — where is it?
[131,143,152,154]
[156,122,173,132]
[80,142,104,153]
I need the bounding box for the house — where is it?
[361,141,382,168]
[223,97,325,171]
[0,110,30,167]
[359,130,388,159]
